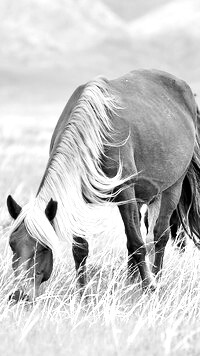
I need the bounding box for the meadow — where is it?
[1,107,200,356]
[1,0,200,355]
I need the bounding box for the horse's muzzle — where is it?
[8,289,30,304]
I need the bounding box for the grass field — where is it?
[1,109,200,356]
[1,0,200,355]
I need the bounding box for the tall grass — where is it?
[1,113,200,356]
[1,217,200,356]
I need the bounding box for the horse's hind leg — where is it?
[170,210,186,251]
[153,179,183,276]
[72,236,89,288]
[145,207,186,251]
[116,187,156,291]
[146,196,161,265]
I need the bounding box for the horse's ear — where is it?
[7,195,22,219]
[45,199,57,221]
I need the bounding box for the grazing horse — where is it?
[7,69,200,303]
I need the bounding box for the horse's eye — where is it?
[13,226,20,233]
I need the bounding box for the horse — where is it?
[7,69,200,303]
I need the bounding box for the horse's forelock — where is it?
[9,201,61,257]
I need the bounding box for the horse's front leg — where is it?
[72,236,89,289]
[116,187,156,292]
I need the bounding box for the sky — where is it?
[1,0,200,117]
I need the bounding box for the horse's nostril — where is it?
[22,294,29,302]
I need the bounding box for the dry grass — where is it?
[1,1,200,354]
[1,224,200,356]
[1,112,200,356]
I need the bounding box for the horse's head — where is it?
[7,195,57,304]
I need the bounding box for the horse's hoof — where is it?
[142,280,156,293]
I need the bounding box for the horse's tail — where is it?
[177,105,200,247]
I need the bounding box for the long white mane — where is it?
[10,77,132,253]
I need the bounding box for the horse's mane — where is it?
[10,77,132,253]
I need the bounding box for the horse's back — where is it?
[109,69,196,122]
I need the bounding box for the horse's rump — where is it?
[105,69,197,202]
